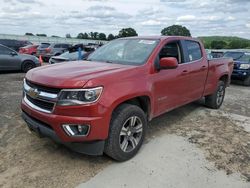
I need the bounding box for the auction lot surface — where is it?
[0,73,250,188]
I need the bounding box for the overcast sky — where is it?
[1,0,250,39]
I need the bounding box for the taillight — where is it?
[19,48,25,53]
[45,48,51,53]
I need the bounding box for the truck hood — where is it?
[26,61,134,88]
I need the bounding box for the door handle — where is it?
[181,70,188,75]
[201,65,207,70]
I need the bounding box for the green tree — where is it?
[107,34,115,41]
[161,25,191,36]
[25,33,34,36]
[210,40,227,49]
[66,33,71,38]
[77,33,84,39]
[82,32,89,39]
[89,32,99,39]
[98,33,106,40]
[228,40,249,49]
[118,28,138,38]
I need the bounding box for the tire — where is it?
[243,76,250,86]
[205,80,226,109]
[104,104,147,161]
[22,61,35,73]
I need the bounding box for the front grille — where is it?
[26,80,61,94]
[26,94,54,112]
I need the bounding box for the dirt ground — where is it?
[0,72,249,188]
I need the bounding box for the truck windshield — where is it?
[223,52,244,60]
[238,53,250,63]
[87,39,159,65]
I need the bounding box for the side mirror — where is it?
[10,51,17,56]
[159,57,178,69]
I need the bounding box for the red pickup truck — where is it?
[21,36,233,161]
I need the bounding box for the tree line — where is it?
[25,24,250,49]
[200,37,250,49]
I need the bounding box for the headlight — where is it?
[57,87,103,106]
[239,64,250,69]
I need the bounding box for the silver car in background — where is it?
[0,44,40,72]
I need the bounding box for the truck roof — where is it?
[121,36,195,41]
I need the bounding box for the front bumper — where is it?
[232,69,250,80]
[21,98,110,142]
[22,111,105,155]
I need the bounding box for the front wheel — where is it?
[205,80,226,109]
[104,104,147,161]
[22,61,35,73]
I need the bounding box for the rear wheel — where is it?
[22,61,35,73]
[104,104,147,161]
[205,81,226,109]
[243,76,250,86]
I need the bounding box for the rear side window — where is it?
[0,46,12,55]
[61,44,70,48]
[39,43,50,48]
[186,40,202,62]
[54,44,62,48]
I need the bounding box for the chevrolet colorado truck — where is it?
[21,36,233,161]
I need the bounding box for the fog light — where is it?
[62,124,90,137]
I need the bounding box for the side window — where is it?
[61,44,69,48]
[159,41,182,63]
[186,40,202,62]
[54,44,61,48]
[0,46,12,55]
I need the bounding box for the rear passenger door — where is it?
[182,40,208,101]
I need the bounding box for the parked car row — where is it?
[49,44,97,64]
[0,39,100,72]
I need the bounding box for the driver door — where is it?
[152,40,191,116]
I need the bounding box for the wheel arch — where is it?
[21,60,36,72]
[111,95,152,121]
[219,74,230,86]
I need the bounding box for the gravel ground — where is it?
[0,72,249,188]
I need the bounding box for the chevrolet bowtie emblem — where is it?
[28,88,40,98]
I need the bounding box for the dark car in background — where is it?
[0,44,40,72]
[36,43,72,62]
[19,44,39,55]
[0,39,32,51]
[211,51,224,58]
[223,51,250,86]
[49,44,96,64]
